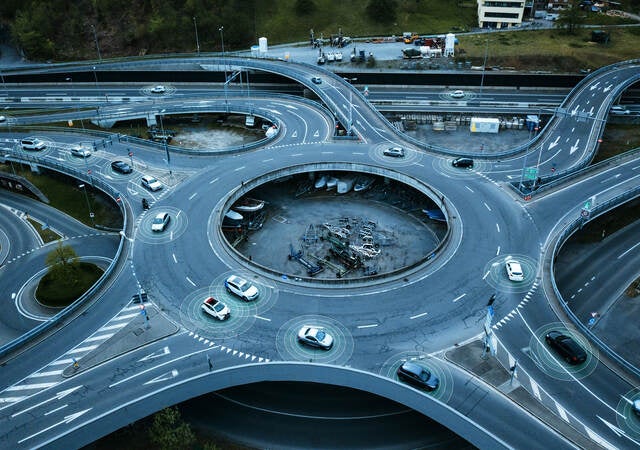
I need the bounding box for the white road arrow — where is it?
[144,369,179,385]
[291,130,298,138]
[548,136,560,150]
[596,415,640,447]
[18,408,92,443]
[604,84,612,92]
[590,81,600,91]
[138,346,170,362]
[571,106,579,116]
[570,139,580,155]
[589,106,594,116]
[313,130,319,137]
[12,386,83,418]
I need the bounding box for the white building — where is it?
[477,0,525,29]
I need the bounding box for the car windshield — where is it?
[213,303,224,312]
[419,369,431,381]
[238,281,250,292]
[316,331,326,341]
[153,217,164,224]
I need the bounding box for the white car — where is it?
[610,106,630,115]
[383,147,405,158]
[224,275,259,301]
[505,259,524,281]
[297,326,334,350]
[0,115,6,123]
[150,85,166,94]
[451,90,465,98]
[151,212,170,232]
[141,175,163,192]
[201,296,231,321]
[70,145,91,158]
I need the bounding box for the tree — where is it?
[45,241,80,282]
[149,407,196,450]
[295,0,316,15]
[366,0,397,24]
[555,1,586,34]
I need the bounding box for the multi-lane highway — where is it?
[0,56,640,448]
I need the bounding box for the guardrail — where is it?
[0,150,128,361]
[550,185,640,379]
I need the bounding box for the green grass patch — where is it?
[594,124,640,163]
[0,164,122,229]
[36,261,103,307]
[26,217,61,243]
[570,197,640,244]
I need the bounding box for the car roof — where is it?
[401,361,423,374]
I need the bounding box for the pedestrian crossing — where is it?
[0,303,144,410]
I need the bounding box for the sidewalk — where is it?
[445,339,601,450]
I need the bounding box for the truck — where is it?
[201,296,231,320]
[402,32,419,44]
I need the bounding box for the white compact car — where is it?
[151,212,170,232]
[505,259,524,282]
[297,326,334,350]
[224,275,259,301]
[141,175,163,192]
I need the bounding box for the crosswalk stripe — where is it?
[49,358,74,366]
[84,333,114,343]
[66,345,98,354]
[112,312,138,321]
[6,382,58,391]
[28,370,63,378]
[0,396,26,403]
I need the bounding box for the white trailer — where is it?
[470,117,500,134]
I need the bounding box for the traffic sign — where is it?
[524,167,538,180]
[89,212,95,218]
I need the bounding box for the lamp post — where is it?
[78,183,95,227]
[193,17,200,56]
[219,26,229,111]
[119,231,146,313]
[343,77,357,136]
[90,25,102,62]
[158,109,171,175]
[66,76,85,131]
[479,38,489,98]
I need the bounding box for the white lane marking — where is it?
[357,324,378,329]
[617,241,640,259]
[254,315,271,321]
[188,192,198,200]
[209,177,219,184]
[291,153,303,157]
[409,312,428,320]
[321,151,334,154]
[482,270,490,280]
[496,223,500,233]
[465,186,474,193]
[172,253,177,263]
[112,312,138,321]
[186,277,196,287]
[484,202,492,211]
[48,359,74,366]
[452,293,466,303]
[233,166,245,171]
[44,404,68,416]
[496,246,501,256]
[99,323,127,332]
[0,396,26,403]
[262,158,274,162]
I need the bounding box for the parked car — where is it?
[383,147,405,158]
[451,90,465,98]
[21,137,46,151]
[111,160,133,174]
[141,175,163,192]
[396,361,439,391]
[311,77,322,84]
[201,296,231,321]
[150,85,166,94]
[151,212,171,232]
[0,115,6,123]
[545,330,587,365]
[505,259,524,282]
[224,275,259,301]
[452,157,474,168]
[297,326,334,350]
[70,145,91,158]
[610,106,631,115]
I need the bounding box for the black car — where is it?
[111,160,133,174]
[545,330,587,365]
[452,157,474,168]
[396,361,439,391]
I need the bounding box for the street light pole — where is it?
[78,183,95,227]
[479,38,489,98]
[159,109,171,175]
[193,17,200,56]
[343,77,357,136]
[90,25,102,62]
[219,26,229,112]
[66,76,85,131]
